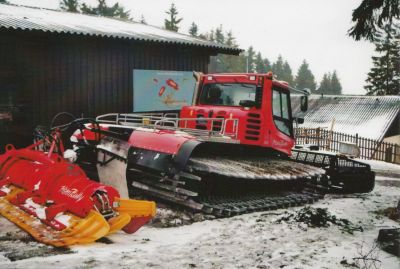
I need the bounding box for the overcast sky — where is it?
[9,0,375,95]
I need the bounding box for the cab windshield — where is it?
[199,83,257,106]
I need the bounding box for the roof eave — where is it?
[0,25,242,55]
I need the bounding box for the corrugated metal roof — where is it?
[0,4,242,54]
[292,95,400,140]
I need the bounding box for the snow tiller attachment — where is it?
[0,135,156,247]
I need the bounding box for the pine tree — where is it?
[330,71,342,95]
[349,0,400,41]
[272,55,285,79]
[164,3,182,32]
[246,47,256,73]
[189,22,198,37]
[206,28,218,72]
[140,15,147,24]
[207,30,215,41]
[220,31,246,73]
[198,34,207,40]
[60,0,79,13]
[282,61,294,85]
[81,0,131,20]
[225,31,235,47]
[365,24,400,95]
[294,60,317,92]
[213,26,226,72]
[215,25,225,44]
[199,27,250,73]
[0,0,8,3]
[114,5,130,20]
[318,73,332,94]
[206,29,246,73]
[263,58,271,72]
[255,52,267,73]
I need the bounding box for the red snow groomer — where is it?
[0,126,156,247]
[69,72,375,217]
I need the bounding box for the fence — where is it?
[295,127,400,164]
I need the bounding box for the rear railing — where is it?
[291,148,371,170]
[96,113,178,126]
[96,113,240,141]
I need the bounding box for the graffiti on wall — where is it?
[133,70,196,112]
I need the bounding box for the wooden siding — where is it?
[0,29,213,126]
[0,29,215,148]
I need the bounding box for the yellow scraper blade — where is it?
[115,198,156,218]
[0,186,110,247]
[107,212,131,234]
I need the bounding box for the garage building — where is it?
[0,3,240,147]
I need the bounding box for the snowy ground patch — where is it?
[0,175,399,269]
[357,159,400,177]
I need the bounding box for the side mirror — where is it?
[296,117,304,124]
[239,100,256,108]
[300,96,308,112]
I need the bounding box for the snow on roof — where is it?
[0,4,241,54]
[292,95,400,140]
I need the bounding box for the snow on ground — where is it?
[0,175,399,269]
[358,159,400,176]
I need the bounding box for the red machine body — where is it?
[0,145,120,231]
[179,73,295,156]
[74,124,196,156]
[128,129,196,155]
[0,134,156,246]
[72,73,297,175]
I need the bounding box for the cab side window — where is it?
[272,88,293,137]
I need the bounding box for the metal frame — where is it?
[291,148,371,170]
[96,113,240,142]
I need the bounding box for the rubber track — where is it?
[130,180,324,217]
[197,191,324,217]
[98,144,327,217]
